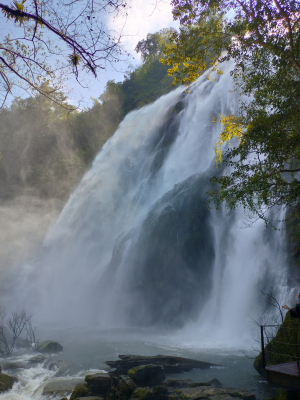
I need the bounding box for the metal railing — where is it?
[260,323,300,369]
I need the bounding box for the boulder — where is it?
[70,383,91,400]
[117,377,136,397]
[85,373,111,396]
[76,398,104,400]
[38,340,63,353]
[146,386,169,400]
[28,354,47,363]
[0,373,18,393]
[3,361,30,370]
[43,378,84,397]
[175,386,255,400]
[226,388,256,400]
[131,387,152,399]
[106,354,217,374]
[164,379,193,388]
[128,364,165,387]
[188,378,223,388]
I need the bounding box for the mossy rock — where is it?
[85,373,111,395]
[128,364,165,386]
[0,373,18,393]
[254,311,300,375]
[131,388,151,399]
[38,340,63,353]
[70,383,91,400]
[268,389,300,400]
[117,377,136,397]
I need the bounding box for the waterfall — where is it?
[9,61,292,347]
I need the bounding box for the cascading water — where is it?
[8,61,292,348]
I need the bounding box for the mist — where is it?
[1,62,292,345]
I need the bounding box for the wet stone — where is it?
[3,362,30,370]
[164,379,193,388]
[128,364,165,387]
[76,397,104,400]
[28,354,47,363]
[43,378,84,397]
[0,373,18,393]
[85,373,111,396]
[38,340,63,353]
[226,389,255,400]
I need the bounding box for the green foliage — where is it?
[121,58,174,115]
[0,83,119,199]
[70,383,90,400]
[0,0,127,108]
[164,0,300,224]
[119,29,177,115]
[254,311,300,374]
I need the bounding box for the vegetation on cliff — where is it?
[0,30,174,201]
[162,0,300,225]
[254,311,300,375]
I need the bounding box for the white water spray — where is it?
[9,61,292,347]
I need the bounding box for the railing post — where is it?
[261,325,265,369]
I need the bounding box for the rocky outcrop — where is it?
[85,373,112,396]
[3,361,30,370]
[105,354,217,374]
[70,383,91,400]
[43,378,84,397]
[100,172,216,328]
[117,377,136,396]
[68,378,255,400]
[55,363,255,400]
[0,373,18,393]
[38,340,63,353]
[254,311,300,376]
[28,354,47,363]
[128,365,165,386]
[176,386,255,400]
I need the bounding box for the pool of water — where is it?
[0,326,277,400]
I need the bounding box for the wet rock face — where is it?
[126,173,215,327]
[70,383,91,400]
[43,378,84,398]
[101,171,216,328]
[38,340,63,353]
[105,355,217,375]
[176,386,256,400]
[0,373,17,393]
[85,373,112,396]
[127,364,165,387]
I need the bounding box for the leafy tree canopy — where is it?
[162,0,300,224]
[0,0,127,108]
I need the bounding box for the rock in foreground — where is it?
[128,364,165,386]
[43,378,84,397]
[38,340,63,353]
[105,354,217,374]
[85,373,111,396]
[0,373,18,393]
[177,386,255,400]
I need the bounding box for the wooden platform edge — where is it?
[266,369,300,392]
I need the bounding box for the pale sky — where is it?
[0,0,178,108]
[69,0,178,107]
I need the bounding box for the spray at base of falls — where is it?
[9,61,293,348]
